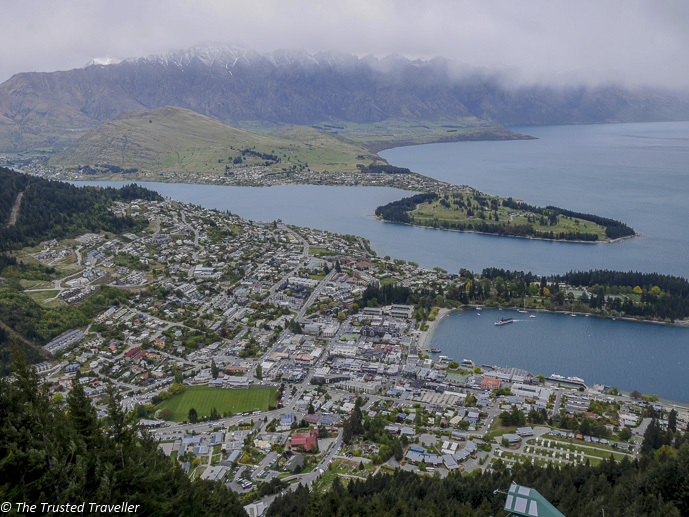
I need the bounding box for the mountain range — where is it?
[1,44,689,152]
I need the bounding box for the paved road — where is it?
[551,389,563,417]
[296,270,336,320]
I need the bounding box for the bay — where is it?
[381,121,689,278]
[427,308,689,403]
[76,121,689,278]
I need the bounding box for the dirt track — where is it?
[7,191,23,226]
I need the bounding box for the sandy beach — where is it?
[417,307,453,351]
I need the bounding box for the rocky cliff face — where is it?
[1,44,688,151]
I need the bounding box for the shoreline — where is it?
[418,304,689,355]
[424,306,689,405]
[417,307,453,351]
[377,217,637,245]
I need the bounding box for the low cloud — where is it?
[1,0,687,89]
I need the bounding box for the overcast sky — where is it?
[2,0,688,89]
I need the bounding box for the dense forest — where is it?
[359,164,412,174]
[79,164,140,175]
[468,268,689,321]
[552,270,689,322]
[375,193,439,224]
[0,286,131,374]
[0,167,161,251]
[268,424,689,517]
[361,267,689,323]
[554,270,689,298]
[0,349,246,516]
[360,283,415,306]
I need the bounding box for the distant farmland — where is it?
[156,385,278,421]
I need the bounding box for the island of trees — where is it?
[375,192,636,242]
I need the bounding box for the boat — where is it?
[530,314,536,318]
[518,299,528,313]
[494,317,514,326]
[430,348,441,353]
[461,359,475,369]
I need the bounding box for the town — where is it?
[21,196,689,516]
[17,155,472,193]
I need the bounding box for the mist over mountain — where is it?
[1,44,688,152]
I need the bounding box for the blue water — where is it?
[76,121,689,278]
[428,309,689,403]
[381,121,689,278]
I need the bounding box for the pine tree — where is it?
[0,345,247,516]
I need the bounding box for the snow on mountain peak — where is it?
[86,56,123,67]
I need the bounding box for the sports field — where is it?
[157,385,278,421]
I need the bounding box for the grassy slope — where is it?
[311,118,535,153]
[412,194,608,239]
[270,125,381,168]
[156,385,278,421]
[49,107,384,175]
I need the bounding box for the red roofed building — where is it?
[480,377,501,390]
[124,346,141,359]
[290,428,319,452]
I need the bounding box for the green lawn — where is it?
[26,290,61,306]
[157,385,278,421]
[309,248,336,257]
[410,193,608,240]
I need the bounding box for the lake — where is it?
[381,121,689,278]
[76,121,689,278]
[71,121,689,402]
[427,308,689,403]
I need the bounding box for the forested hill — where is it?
[0,351,247,516]
[0,167,161,251]
[268,441,689,516]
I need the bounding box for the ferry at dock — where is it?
[461,359,475,369]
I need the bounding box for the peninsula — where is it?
[13,107,636,244]
[19,107,529,193]
[375,192,636,242]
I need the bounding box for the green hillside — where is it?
[49,107,385,179]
